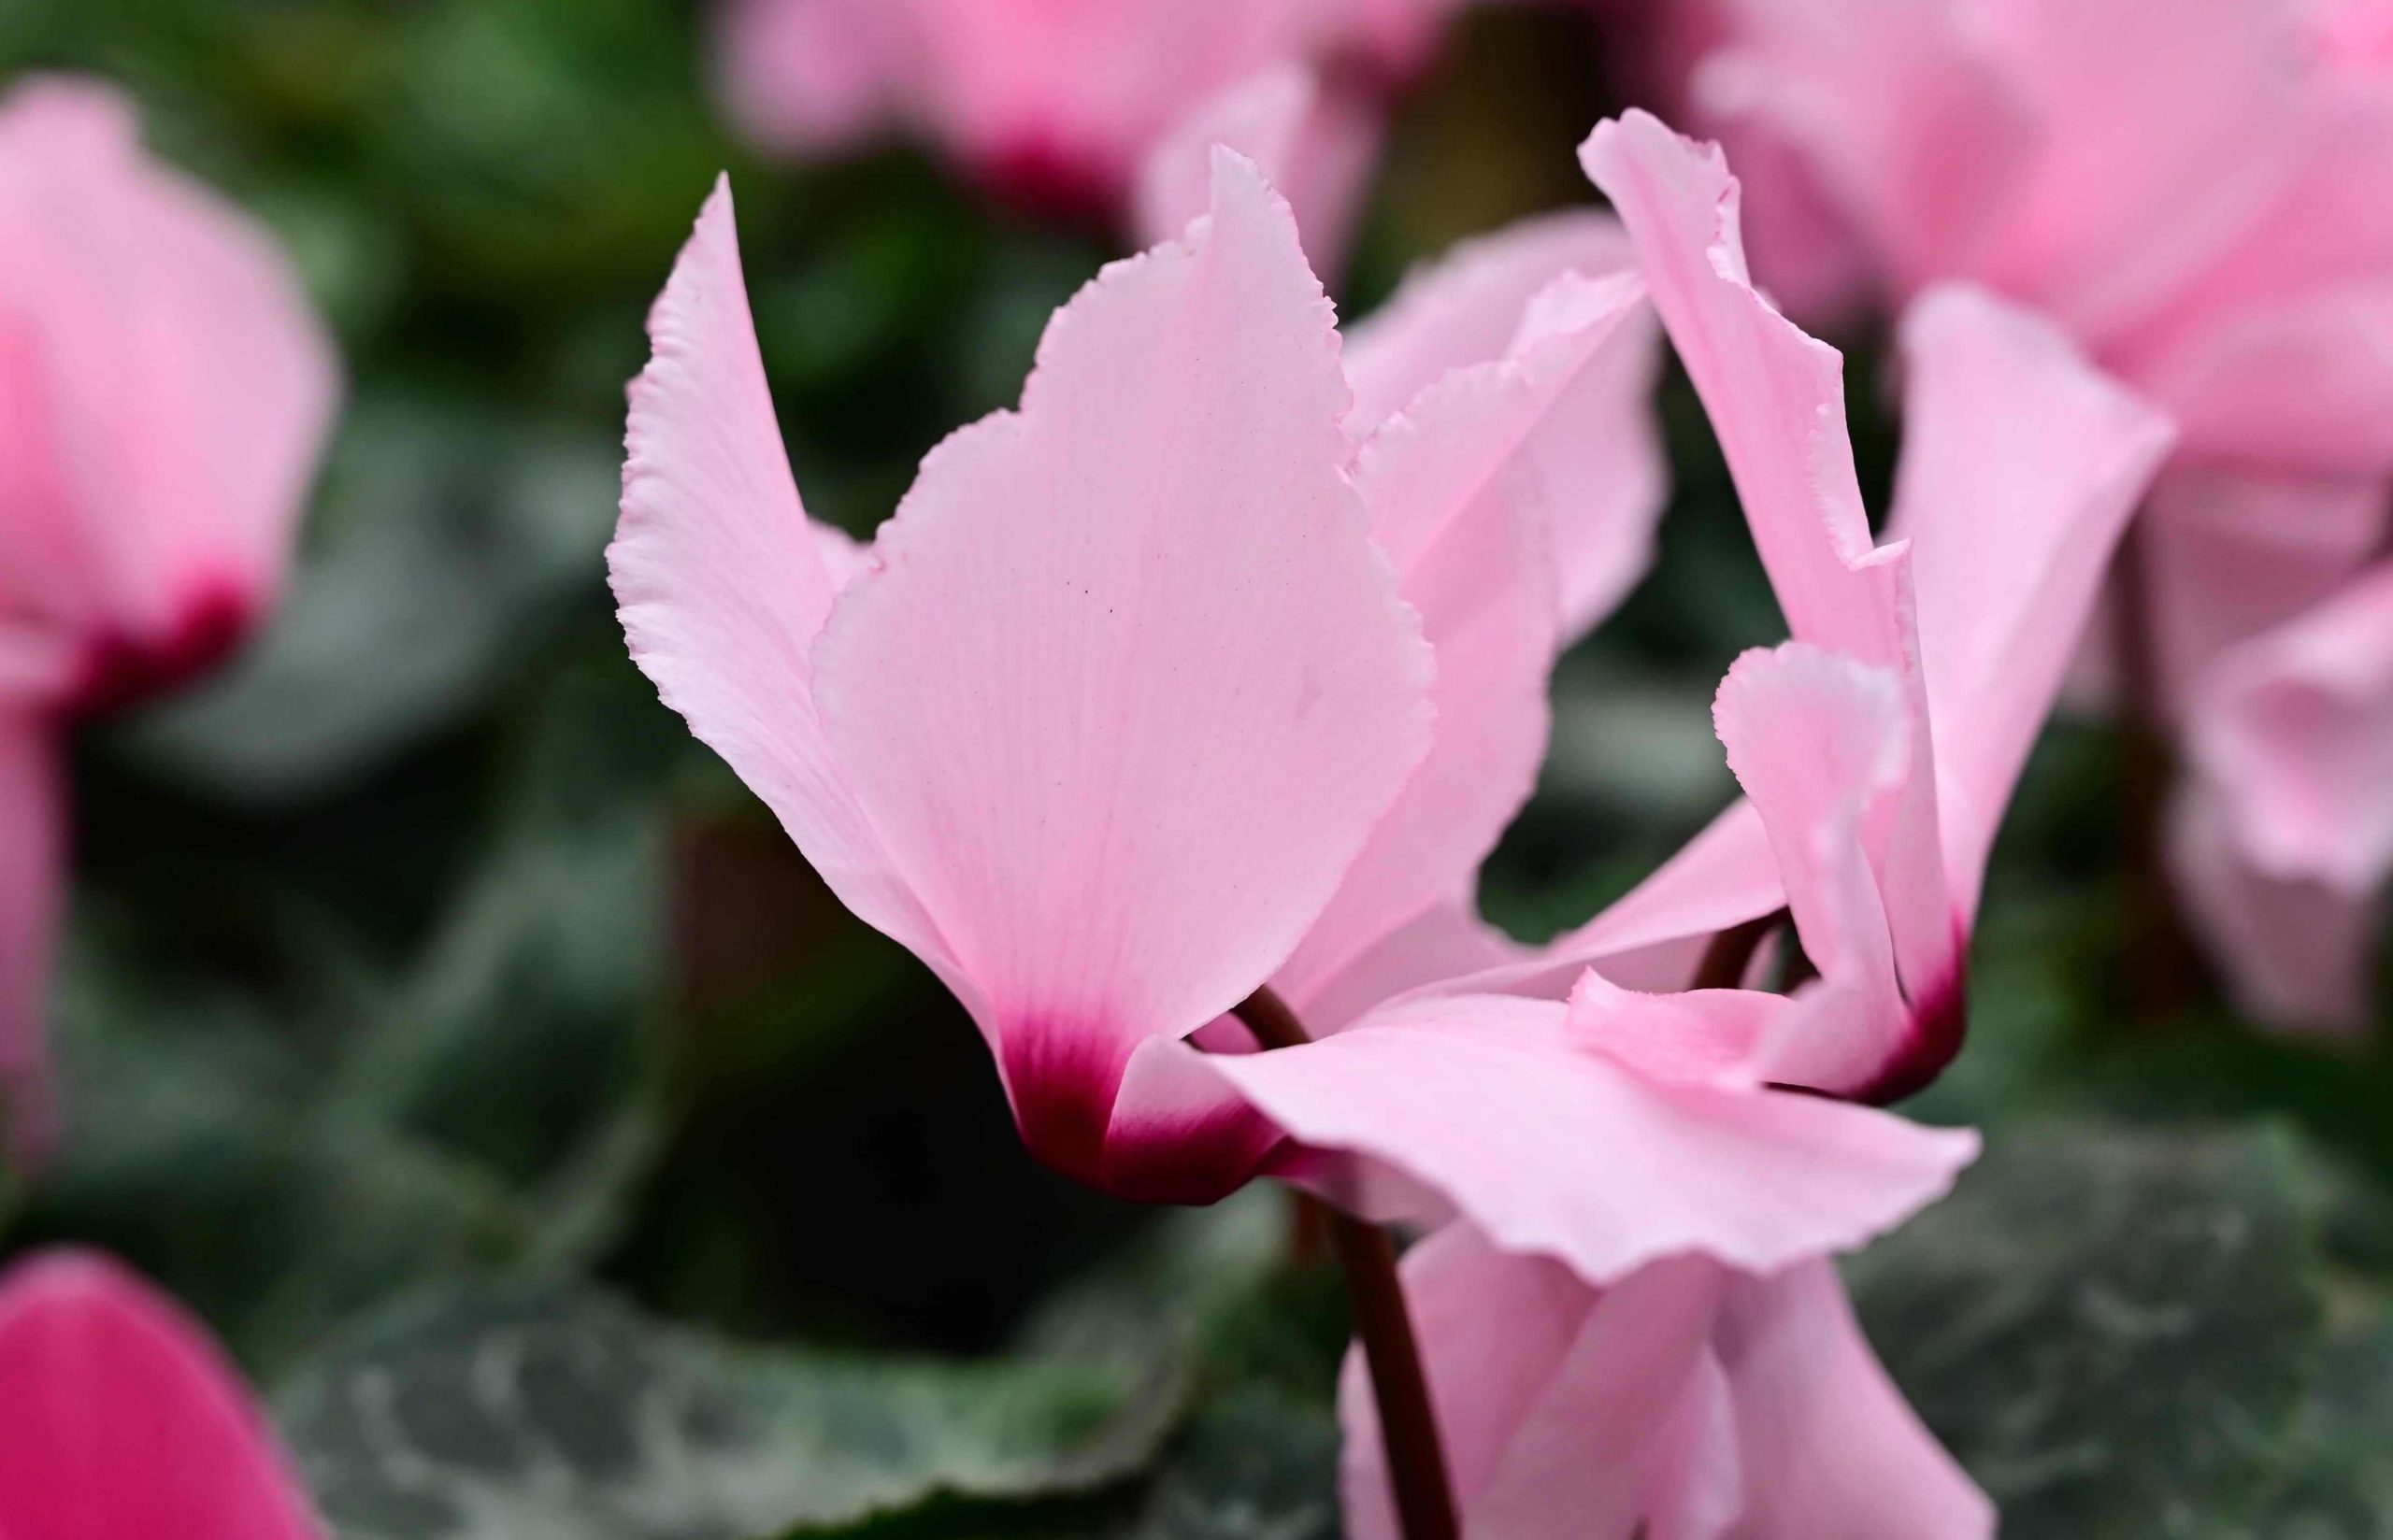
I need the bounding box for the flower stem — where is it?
[1234,986,1460,1540]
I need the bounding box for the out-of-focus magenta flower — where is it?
[612,146,1664,1204]
[0,1249,326,1539]
[1665,0,2393,1026]
[716,0,1457,258]
[0,78,339,1161]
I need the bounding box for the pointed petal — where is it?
[812,151,1431,1178]
[611,180,953,980]
[1888,285,2173,907]
[1212,994,1979,1282]
[1274,271,1653,1005]
[1342,211,1638,431]
[1540,799,1786,990]
[1344,1228,1725,1540]
[1715,1262,1994,1540]
[1132,63,1381,277]
[2190,560,2393,896]
[0,711,59,1167]
[1340,212,1668,636]
[1579,111,1897,669]
[0,1249,324,1539]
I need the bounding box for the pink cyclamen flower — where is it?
[717,0,1456,260]
[0,77,339,1161]
[1345,1235,1989,1540]
[612,146,1664,1203]
[1675,0,2393,1027]
[1211,112,2167,1535]
[0,1249,326,1539]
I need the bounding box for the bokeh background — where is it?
[7,3,2393,1535]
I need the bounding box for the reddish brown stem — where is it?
[1234,987,1459,1540]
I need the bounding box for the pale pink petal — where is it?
[1694,0,2034,296]
[1712,643,1911,1094]
[2190,560,2393,895]
[2170,782,2377,1034]
[1292,900,1523,1035]
[1715,1262,1993,1540]
[1565,969,1790,1090]
[1131,64,1382,278]
[1578,111,1897,669]
[1340,211,1669,639]
[0,77,337,703]
[811,152,1430,1183]
[1963,0,2314,341]
[2138,464,2389,717]
[1271,271,1653,1005]
[0,709,60,1167]
[717,0,907,154]
[1211,994,1979,1281]
[1343,1227,1727,1540]
[1645,1346,1744,1540]
[2132,281,2393,475]
[1584,113,1963,1019]
[1887,284,2174,909]
[610,180,955,985]
[1536,799,1786,991]
[0,1249,324,1540]
[1341,210,1639,433]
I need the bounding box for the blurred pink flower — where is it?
[612,147,1664,1203]
[1669,0,2393,1026]
[0,1249,325,1539]
[717,0,1456,257]
[0,77,339,1162]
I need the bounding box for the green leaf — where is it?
[121,394,621,801]
[279,1281,1188,1540]
[19,673,668,1375]
[1851,1122,2329,1538]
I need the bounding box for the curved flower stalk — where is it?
[611,144,1664,1204]
[1208,112,2169,1536]
[1654,0,2393,1027]
[717,0,1458,263]
[0,1249,327,1538]
[0,78,338,1162]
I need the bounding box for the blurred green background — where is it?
[7,3,2393,1536]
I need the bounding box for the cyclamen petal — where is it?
[1206,992,1977,1281]
[1888,285,2175,908]
[0,77,336,708]
[1131,64,1383,277]
[611,178,956,988]
[2189,561,2393,896]
[1340,1229,1991,1539]
[1271,268,1651,1007]
[0,1250,325,1539]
